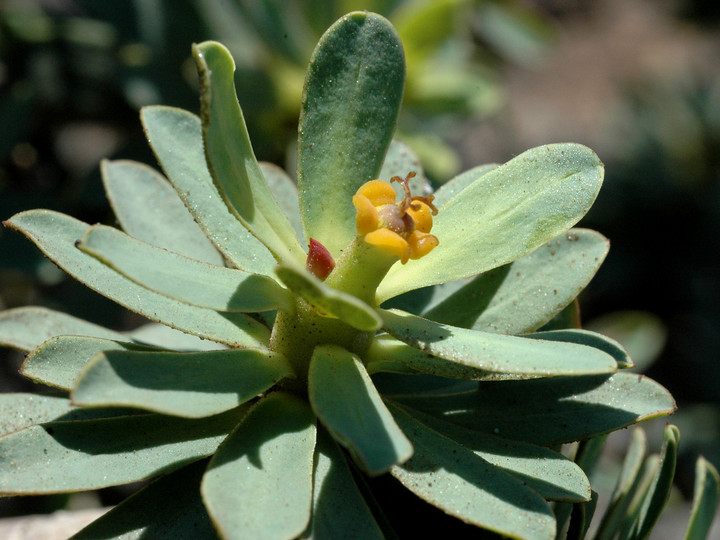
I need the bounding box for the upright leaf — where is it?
[140,106,277,276]
[194,41,305,264]
[101,159,224,266]
[297,12,405,255]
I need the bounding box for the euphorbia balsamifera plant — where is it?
[0,12,680,540]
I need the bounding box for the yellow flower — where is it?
[352,172,439,264]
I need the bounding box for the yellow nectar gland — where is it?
[352,172,439,263]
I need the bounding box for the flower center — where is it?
[352,172,439,264]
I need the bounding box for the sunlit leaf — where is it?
[298,12,405,255]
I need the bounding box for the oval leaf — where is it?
[101,159,224,266]
[72,349,294,418]
[308,345,413,475]
[297,12,405,256]
[201,392,316,540]
[378,143,604,302]
[193,41,304,264]
[79,225,293,312]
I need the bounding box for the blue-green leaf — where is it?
[72,349,294,418]
[4,210,270,348]
[389,404,556,540]
[194,41,305,264]
[276,264,382,331]
[684,457,720,540]
[423,229,609,334]
[140,106,277,276]
[390,373,676,445]
[22,336,154,390]
[201,392,316,540]
[0,307,124,352]
[308,345,412,474]
[378,143,604,302]
[297,12,405,256]
[391,404,590,502]
[380,309,616,378]
[302,427,384,539]
[79,225,293,312]
[101,159,224,266]
[0,408,245,494]
[72,460,216,540]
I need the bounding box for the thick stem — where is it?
[324,237,399,306]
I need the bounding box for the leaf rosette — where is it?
[0,12,678,540]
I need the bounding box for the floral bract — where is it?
[0,11,678,540]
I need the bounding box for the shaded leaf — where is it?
[390,373,676,445]
[4,210,270,348]
[0,394,132,437]
[301,427,383,539]
[308,345,412,474]
[72,349,294,418]
[101,159,224,266]
[0,408,245,494]
[201,392,316,540]
[390,404,590,502]
[423,229,609,334]
[629,424,679,539]
[595,428,648,540]
[389,404,556,540]
[140,106,277,276]
[72,460,217,540]
[22,336,154,390]
[683,457,720,540]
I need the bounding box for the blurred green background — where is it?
[1,0,719,532]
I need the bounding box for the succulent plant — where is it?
[0,11,699,540]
